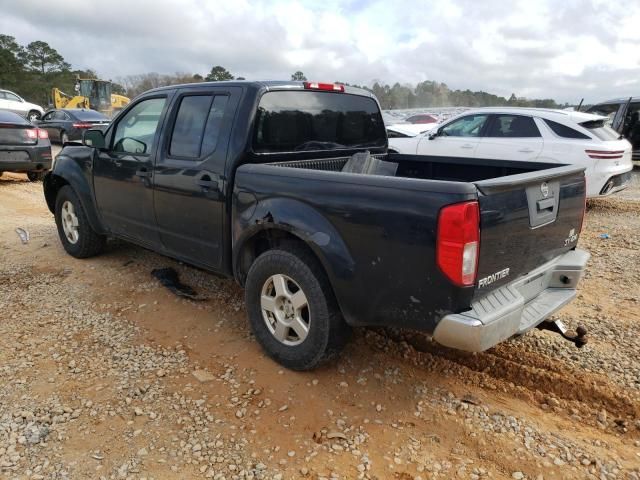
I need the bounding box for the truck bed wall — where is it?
[265,153,560,183]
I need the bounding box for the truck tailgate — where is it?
[473,164,586,301]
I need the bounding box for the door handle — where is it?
[135,168,152,178]
[460,144,474,149]
[518,148,535,153]
[196,174,218,189]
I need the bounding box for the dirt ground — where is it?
[1,157,639,480]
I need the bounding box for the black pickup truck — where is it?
[44,81,589,370]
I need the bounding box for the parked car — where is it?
[404,113,438,124]
[586,97,639,165]
[0,110,52,181]
[389,107,633,198]
[44,81,589,370]
[37,108,111,144]
[0,89,45,121]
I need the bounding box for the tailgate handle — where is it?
[537,198,555,211]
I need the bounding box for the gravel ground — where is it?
[0,165,639,480]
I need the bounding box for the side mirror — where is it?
[428,130,439,140]
[83,129,106,149]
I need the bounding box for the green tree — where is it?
[291,71,307,81]
[0,35,25,91]
[205,65,234,81]
[21,41,70,74]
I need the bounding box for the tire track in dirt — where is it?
[364,329,640,426]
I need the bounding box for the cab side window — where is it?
[113,97,167,155]
[440,114,489,137]
[169,94,229,159]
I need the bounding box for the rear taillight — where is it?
[73,123,93,128]
[437,201,480,287]
[25,129,47,140]
[585,149,624,159]
[303,82,345,92]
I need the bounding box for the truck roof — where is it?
[145,80,376,99]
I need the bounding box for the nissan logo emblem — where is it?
[540,182,549,197]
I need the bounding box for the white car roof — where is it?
[458,107,607,124]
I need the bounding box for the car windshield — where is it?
[580,120,622,141]
[73,110,109,121]
[253,90,386,153]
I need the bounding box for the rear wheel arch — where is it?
[235,228,331,287]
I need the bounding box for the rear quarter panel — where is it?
[233,164,477,332]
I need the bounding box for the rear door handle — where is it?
[196,174,218,189]
[460,144,475,149]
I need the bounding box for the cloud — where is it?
[1,0,639,103]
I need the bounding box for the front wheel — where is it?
[245,247,351,370]
[27,110,41,122]
[54,185,106,258]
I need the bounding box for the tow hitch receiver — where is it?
[537,320,588,348]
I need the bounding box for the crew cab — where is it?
[43,81,589,370]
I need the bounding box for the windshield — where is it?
[253,91,386,153]
[580,120,622,141]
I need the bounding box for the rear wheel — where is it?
[54,185,105,258]
[27,171,44,182]
[245,246,351,370]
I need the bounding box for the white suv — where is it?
[389,107,633,198]
[0,90,44,122]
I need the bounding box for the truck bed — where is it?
[234,153,586,334]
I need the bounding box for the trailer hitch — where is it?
[537,320,588,348]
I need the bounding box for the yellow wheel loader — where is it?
[51,78,130,117]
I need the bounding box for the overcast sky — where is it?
[1,0,639,103]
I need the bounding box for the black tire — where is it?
[245,246,351,370]
[27,171,44,182]
[27,110,41,122]
[54,185,105,258]
[61,131,69,144]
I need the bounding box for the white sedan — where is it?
[389,107,634,198]
[0,89,45,121]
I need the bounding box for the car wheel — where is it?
[54,185,106,258]
[245,246,351,370]
[26,171,44,182]
[27,110,41,122]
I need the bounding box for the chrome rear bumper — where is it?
[433,249,590,352]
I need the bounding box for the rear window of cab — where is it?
[253,91,386,153]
